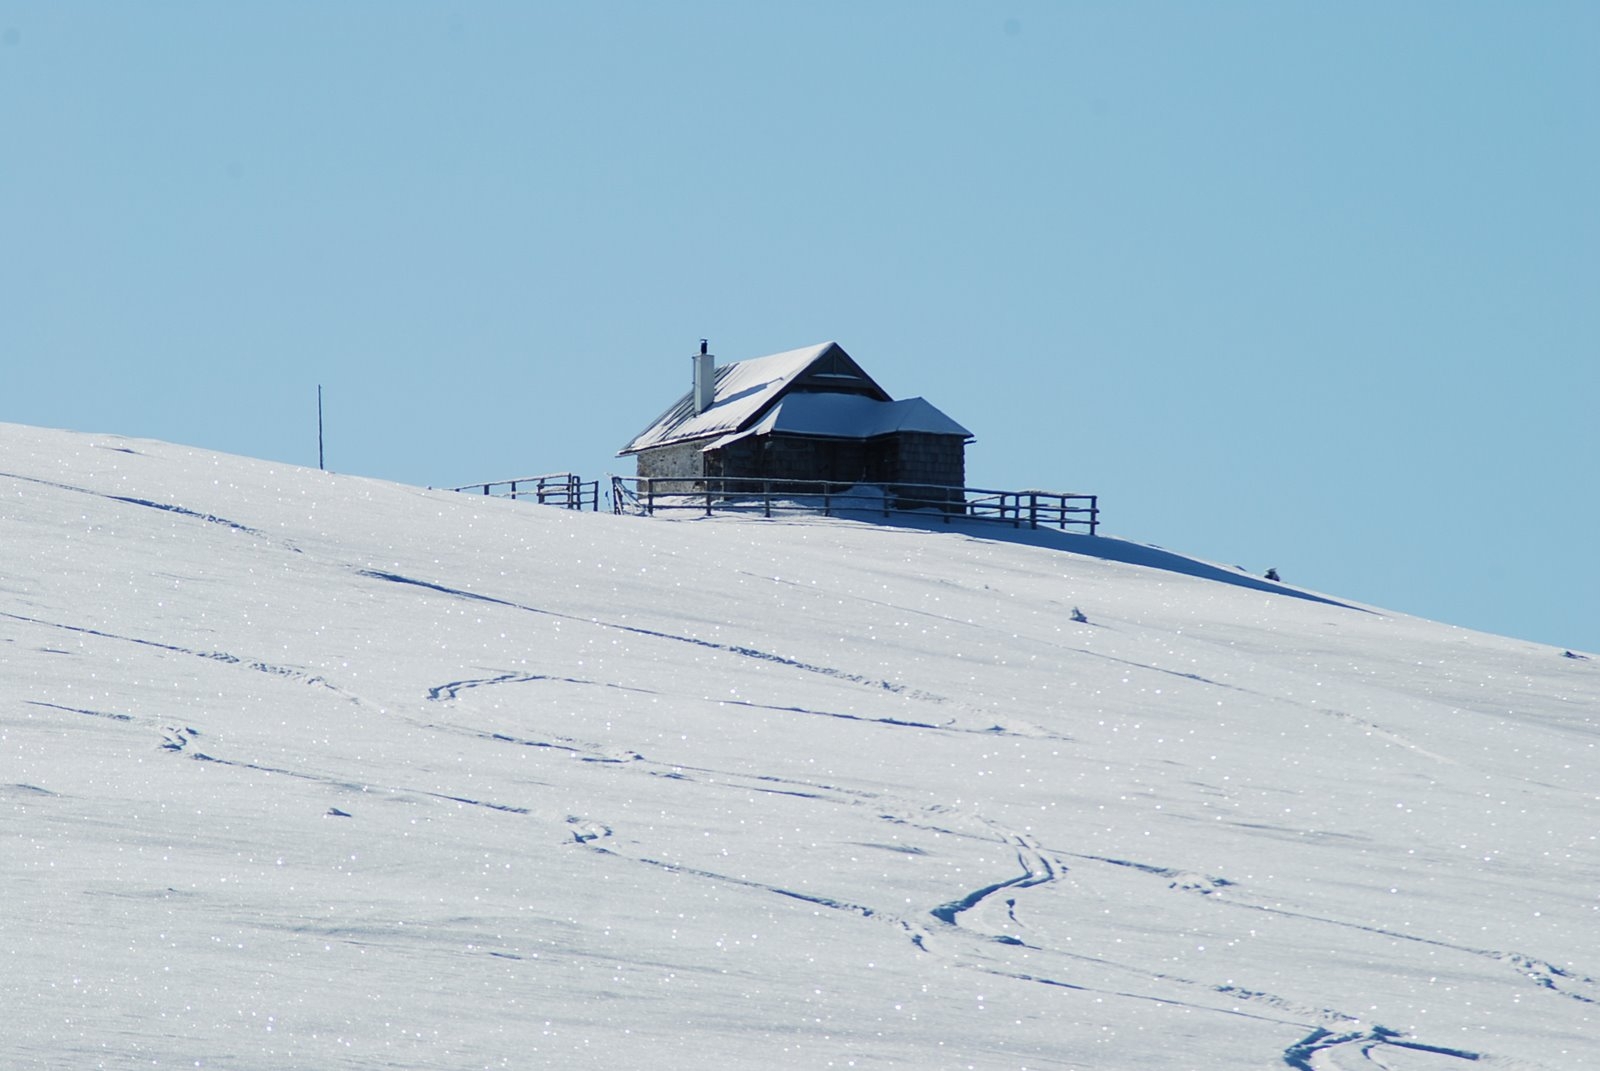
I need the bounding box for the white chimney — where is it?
[692,339,715,414]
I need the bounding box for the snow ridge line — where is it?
[360,569,950,703]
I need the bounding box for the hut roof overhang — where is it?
[701,393,972,453]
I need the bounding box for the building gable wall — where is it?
[635,440,707,480]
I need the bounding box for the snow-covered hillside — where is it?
[3,422,1596,1070]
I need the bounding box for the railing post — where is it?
[763,481,771,518]
[1029,493,1038,530]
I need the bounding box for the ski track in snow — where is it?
[10,428,1597,1071]
[903,830,1553,1063]
[1057,848,1600,1010]
[928,831,1056,926]
[359,569,954,705]
[441,665,1598,1041]
[24,699,134,723]
[2,610,345,695]
[184,749,539,815]
[738,566,1265,696]
[629,855,879,918]
[904,822,1353,1029]
[15,678,548,820]
[380,570,1456,768]
[743,565,1459,767]
[457,672,1600,1037]
[739,562,1481,769]
[0,469,298,550]
[490,716,1365,1039]
[1282,1026,1481,1069]
[11,585,1567,1063]
[420,678,1325,1033]
[42,606,1556,1068]
[433,689,1583,1065]
[424,669,1069,740]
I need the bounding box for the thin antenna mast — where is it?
[318,385,325,471]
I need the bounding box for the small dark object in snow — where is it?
[1563,650,1588,660]
[1070,606,1089,623]
[1265,568,1280,582]
[325,807,352,818]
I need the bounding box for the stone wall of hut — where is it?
[635,440,706,481]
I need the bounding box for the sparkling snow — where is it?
[3,422,1596,1069]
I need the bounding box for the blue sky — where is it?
[4,2,1596,653]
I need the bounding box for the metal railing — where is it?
[610,475,1098,534]
[447,473,600,511]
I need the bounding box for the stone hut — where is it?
[618,341,972,500]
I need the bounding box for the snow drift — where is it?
[3,422,1595,1070]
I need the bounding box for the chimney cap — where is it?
[699,338,708,355]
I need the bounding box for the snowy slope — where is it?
[3,422,1596,1070]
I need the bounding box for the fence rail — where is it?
[611,476,1098,534]
[447,473,600,511]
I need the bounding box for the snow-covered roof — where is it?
[703,393,972,452]
[614,340,960,454]
[619,342,896,455]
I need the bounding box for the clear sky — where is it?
[4,2,1596,654]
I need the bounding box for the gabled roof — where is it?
[619,341,895,455]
